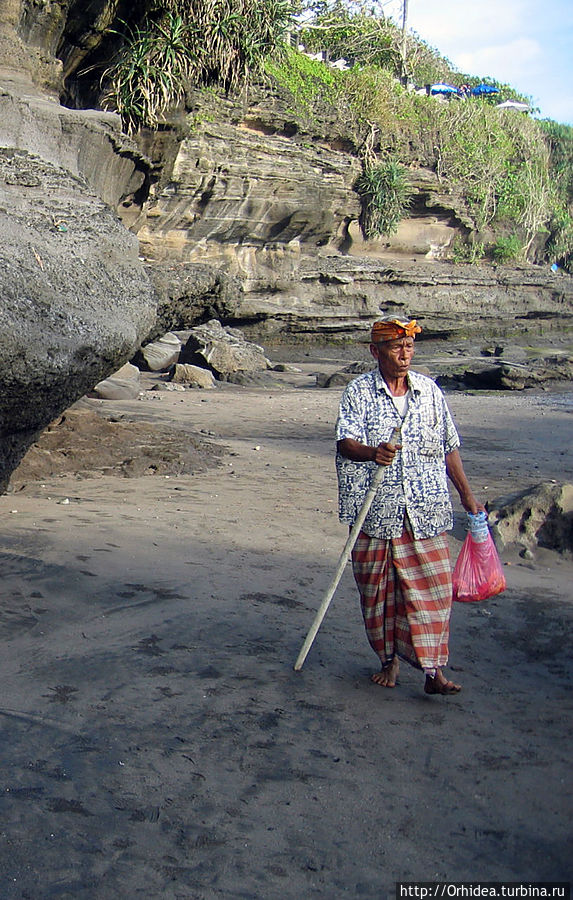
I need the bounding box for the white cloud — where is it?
[407,0,527,48]
[455,37,543,83]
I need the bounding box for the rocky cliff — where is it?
[131,86,573,340]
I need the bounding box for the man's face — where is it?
[370,337,415,380]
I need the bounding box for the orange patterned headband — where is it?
[371,319,422,343]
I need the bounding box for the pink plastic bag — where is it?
[452,532,506,602]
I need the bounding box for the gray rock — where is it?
[150,382,186,392]
[271,363,302,373]
[481,345,505,357]
[135,333,182,372]
[220,371,283,387]
[180,320,270,377]
[343,362,373,374]
[90,364,141,400]
[145,264,242,342]
[488,482,573,553]
[317,371,356,388]
[169,364,216,389]
[317,360,372,388]
[436,357,573,391]
[519,547,535,560]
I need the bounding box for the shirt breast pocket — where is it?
[419,422,442,458]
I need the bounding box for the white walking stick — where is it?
[293,464,385,671]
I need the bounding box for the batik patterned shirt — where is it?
[335,368,460,539]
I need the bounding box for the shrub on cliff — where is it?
[103,0,294,130]
[355,160,412,238]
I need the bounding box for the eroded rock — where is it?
[179,320,270,378]
[169,364,216,389]
[135,333,182,372]
[0,95,155,492]
[488,482,573,554]
[90,363,141,400]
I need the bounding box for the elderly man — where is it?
[336,317,482,695]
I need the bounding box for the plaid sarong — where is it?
[351,524,452,671]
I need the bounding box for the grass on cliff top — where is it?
[265,47,573,270]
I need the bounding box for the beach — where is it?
[1,360,572,897]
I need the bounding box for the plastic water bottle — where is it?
[467,511,489,542]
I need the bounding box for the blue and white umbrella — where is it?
[471,83,500,96]
[430,83,460,95]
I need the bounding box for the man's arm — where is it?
[445,448,484,514]
[337,438,400,467]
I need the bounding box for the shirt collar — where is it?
[373,368,422,397]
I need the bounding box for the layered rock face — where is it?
[0,6,156,491]
[133,88,573,339]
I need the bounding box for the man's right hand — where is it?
[373,441,402,466]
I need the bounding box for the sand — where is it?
[1,361,572,898]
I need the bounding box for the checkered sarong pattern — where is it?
[351,526,452,670]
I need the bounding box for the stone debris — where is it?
[150,382,186,392]
[9,409,223,485]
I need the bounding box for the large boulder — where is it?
[179,320,270,378]
[145,263,242,342]
[0,78,156,492]
[488,482,573,554]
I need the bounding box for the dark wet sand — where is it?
[1,371,572,898]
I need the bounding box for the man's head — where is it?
[369,317,421,381]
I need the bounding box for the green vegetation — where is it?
[268,49,562,253]
[267,46,572,268]
[102,13,193,132]
[355,160,412,238]
[491,235,523,263]
[539,121,573,270]
[265,46,344,117]
[102,0,293,131]
[296,2,530,104]
[451,236,485,264]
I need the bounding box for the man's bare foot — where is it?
[371,657,399,687]
[424,668,461,695]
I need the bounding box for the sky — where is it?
[383,0,573,125]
